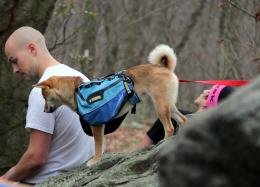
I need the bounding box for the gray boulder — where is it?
[159,77,260,187]
[36,144,162,187]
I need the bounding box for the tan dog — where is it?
[33,44,187,166]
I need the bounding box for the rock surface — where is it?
[36,143,163,187]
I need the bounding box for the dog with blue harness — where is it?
[33,44,187,166]
[77,72,140,135]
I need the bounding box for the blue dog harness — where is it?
[76,72,140,126]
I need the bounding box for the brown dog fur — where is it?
[33,44,187,166]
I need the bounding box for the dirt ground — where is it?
[105,123,151,153]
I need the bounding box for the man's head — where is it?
[5,26,49,80]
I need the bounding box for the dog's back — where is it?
[125,44,179,104]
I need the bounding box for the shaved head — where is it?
[5,26,48,54]
[4,26,58,79]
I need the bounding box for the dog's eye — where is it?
[42,89,49,96]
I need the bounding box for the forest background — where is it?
[0,0,259,175]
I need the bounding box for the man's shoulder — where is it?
[41,64,89,82]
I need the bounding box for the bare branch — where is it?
[126,1,178,27]
[227,0,255,19]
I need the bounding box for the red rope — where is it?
[179,79,250,86]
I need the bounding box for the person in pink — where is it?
[140,85,235,147]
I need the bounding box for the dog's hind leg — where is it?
[87,125,105,166]
[172,104,187,124]
[154,101,174,139]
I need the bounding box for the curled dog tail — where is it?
[148,44,177,71]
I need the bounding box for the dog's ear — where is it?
[74,76,83,87]
[32,81,51,89]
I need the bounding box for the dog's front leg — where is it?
[86,125,105,166]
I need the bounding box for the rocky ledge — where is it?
[36,142,163,187]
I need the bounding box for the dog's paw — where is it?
[86,157,101,167]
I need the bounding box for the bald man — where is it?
[0,26,94,184]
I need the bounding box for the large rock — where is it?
[159,77,260,187]
[36,143,163,187]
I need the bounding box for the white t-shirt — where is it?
[24,64,94,184]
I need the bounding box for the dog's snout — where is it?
[49,106,56,113]
[44,107,51,113]
[44,104,56,113]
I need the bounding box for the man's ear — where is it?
[32,81,50,89]
[27,43,37,56]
